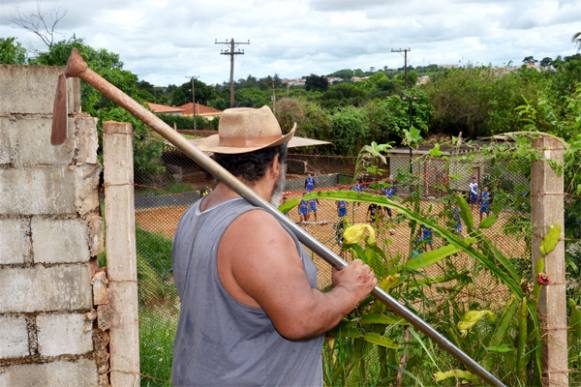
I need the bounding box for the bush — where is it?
[158,114,217,130]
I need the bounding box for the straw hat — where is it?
[194,106,328,154]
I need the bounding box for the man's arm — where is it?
[218,210,376,340]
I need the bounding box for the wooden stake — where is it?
[531,135,568,387]
[103,121,140,387]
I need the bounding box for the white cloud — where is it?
[0,0,578,86]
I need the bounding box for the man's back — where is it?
[172,198,323,386]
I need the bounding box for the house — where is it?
[178,102,222,120]
[146,102,183,116]
[147,102,222,120]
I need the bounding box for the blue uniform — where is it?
[299,200,309,216]
[452,207,462,234]
[384,187,395,198]
[469,182,479,204]
[353,183,362,193]
[309,199,318,212]
[420,226,433,247]
[305,177,315,193]
[337,200,347,218]
[480,191,490,214]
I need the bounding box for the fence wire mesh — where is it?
[133,147,556,386]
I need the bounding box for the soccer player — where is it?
[420,225,433,251]
[299,194,309,223]
[468,177,479,206]
[337,200,347,219]
[334,218,346,255]
[479,186,491,222]
[309,198,320,222]
[383,183,396,219]
[452,204,462,234]
[367,203,380,224]
[305,173,316,193]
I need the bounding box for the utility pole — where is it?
[215,38,250,107]
[271,77,277,114]
[391,48,411,87]
[185,75,198,130]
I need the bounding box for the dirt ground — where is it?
[136,198,525,300]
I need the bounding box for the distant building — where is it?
[283,78,306,87]
[351,76,369,82]
[178,102,222,120]
[147,102,222,120]
[146,102,183,116]
[326,76,343,84]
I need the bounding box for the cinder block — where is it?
[0,265,92,313]
[0,218,30,264]
[32,218,90,263]
[0,316,29,359]
[0,119,9,165]
[73,115,99,165]
[0,359,98,387]
[0,168,76,215]
[37,313,93,356]
[0,114,98,167]
[0,165,100,215]
[74,164,101,215]
[0,65,80,115]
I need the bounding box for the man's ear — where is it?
[271,153,281,177]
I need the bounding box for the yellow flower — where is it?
[343,224,376,245]
[457,310,495,337]
[434,369,478,383]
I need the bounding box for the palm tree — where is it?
[573,32,581,52]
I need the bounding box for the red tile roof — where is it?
[147,102,184,114]
[179,102,222,116]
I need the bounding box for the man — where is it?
[299,193,310,223]
[367,203,380,224]
[305,173,316,193]
[337,199,348,219]
[309,197,320,222]
[468,177,479,206]
[172,106,377,386]
[479,186,491,222]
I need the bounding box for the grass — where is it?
[140,308,178,387]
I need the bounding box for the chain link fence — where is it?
[134,147,542,386]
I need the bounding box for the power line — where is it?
[215,38,250,107]
[391,48,411,86]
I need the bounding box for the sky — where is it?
[0,0,579,86]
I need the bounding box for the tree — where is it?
[573,32,581,52]
[0,37,27,64]
[540,57,553,68]
[328,107,370,155]
[320,83,367,108]
[305,74,329,92]
[522,56,538,65]
[12,6,66,49]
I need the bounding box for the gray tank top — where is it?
[171,197,323,387]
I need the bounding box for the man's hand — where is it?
[332,259,377,313]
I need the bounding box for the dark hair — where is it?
[213,144,287,182]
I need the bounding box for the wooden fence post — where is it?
[103,121,140,386]
[531,135,568,386]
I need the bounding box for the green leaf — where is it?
[363,333,400,349]
[360,313,405,325]
[458,310,495,337]
[539,224,561,256]
[428,143,443,157]
[479,213,497,229]
[454,194,473,231]
[335,321,363,339]
[434,369,478,383]
[486,344,514,353]
[404,244,461,270]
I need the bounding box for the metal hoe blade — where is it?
[54,48,505,387]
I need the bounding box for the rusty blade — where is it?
[51,73,68,145]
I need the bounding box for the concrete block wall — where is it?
[0,65,105,386]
